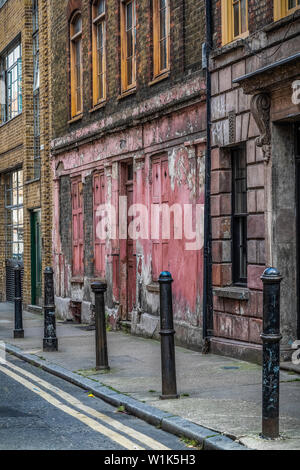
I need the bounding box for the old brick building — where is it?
[50,0,207,348]
[0,0,52,307]
[209,0,300,361]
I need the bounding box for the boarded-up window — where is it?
[151,156,169,281]
[93,172,106,277]
[72,179,84,275]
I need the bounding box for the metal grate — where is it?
[6,260,23,302]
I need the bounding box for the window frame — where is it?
[231,147,248,286]
[70,11,83,118]
[221,0,249,46]
[274,0,300,21]
[0,40,22,125]
[33,0,40,179]
[4,169,24,261]
[92,0,107,107]
[120,0,136,94]
[153,0,170,79]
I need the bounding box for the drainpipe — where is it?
[202,0,213,349]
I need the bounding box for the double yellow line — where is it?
[0,359,170,451]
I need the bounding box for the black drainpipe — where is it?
[202,0,213,350]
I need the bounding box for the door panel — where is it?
[127,181,135,317]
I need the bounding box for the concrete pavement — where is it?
[0,303,300,450]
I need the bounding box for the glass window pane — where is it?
[127,30,133,57]
[160,8,166,39]
[127,57,132,85]
[241,0,247,33]
[96,0,105,15]
[126,2,132,31]
[233,2,240,37]
[160,39,167,70]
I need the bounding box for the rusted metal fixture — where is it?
[91,281,109,371]
[261,267,283,439]
[43,267,58,351]
[13,265,24,339]
[158,271,179,400]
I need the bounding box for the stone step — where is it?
[27,305,43,315]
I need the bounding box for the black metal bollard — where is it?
[91,281,109,371]
[261,267,283,439]
[43,267,58,351]
[13,265,24,339]
[158,271,179,400]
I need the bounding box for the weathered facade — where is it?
[0,0,52,307]
[210,0,300,362]
[51,0,207,349]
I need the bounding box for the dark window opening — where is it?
[232,147,247,285]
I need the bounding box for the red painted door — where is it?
[93,172,106,277]
[151,156,169,280]
[126,168,136,318]
[72,179,84,276]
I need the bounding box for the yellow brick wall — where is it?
[0,0,52,305]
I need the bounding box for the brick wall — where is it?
[0,0,52,305]
[50,0,206,140]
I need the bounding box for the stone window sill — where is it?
[146,283,160,293]
[25,177,41,185]
[71,277,84,284]
[117,87,136,100]
[89,101,106,113]
[213,286,249,301]
[148,71,170,86]
[89,277,106,283]
[68,113,83,125]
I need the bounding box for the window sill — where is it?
[222,31,249,48]
[272,8,300,28]
[146,283,160,294]
[149,71,170,87]
[89,276,106,283]
[117,87,136,100]
[25,177,40,185]
[0,112,22,129]
[71,277,84,284]
[89,101,106,113]
[68,113,83,125]
[213,286,249,301]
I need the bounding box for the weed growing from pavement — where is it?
[180,436,201,450]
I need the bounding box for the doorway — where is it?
[120,161,136,321]
[31,210,42,306]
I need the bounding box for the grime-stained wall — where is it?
[210,0,300,362]
[51,0,207,349]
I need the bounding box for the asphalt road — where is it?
[0,355,190,451]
